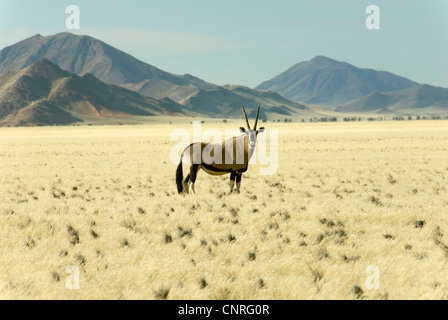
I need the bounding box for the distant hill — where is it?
[337,84,448,114]
[0,59,186,126]
[180,84,324,119]
[0,32,216,102]
[256,56,419,109]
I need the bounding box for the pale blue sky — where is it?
[1,0,448,87]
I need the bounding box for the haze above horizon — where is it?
[1,0,447,88]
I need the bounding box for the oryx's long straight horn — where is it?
[242,105,250,129]
[254,105,260,130]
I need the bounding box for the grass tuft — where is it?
[67,225,80,245]
[153,287,170,300]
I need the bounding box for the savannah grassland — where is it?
[1,120,448,300]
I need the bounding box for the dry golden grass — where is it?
[1,120,448,300]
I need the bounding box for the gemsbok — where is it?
[176,106,265,194]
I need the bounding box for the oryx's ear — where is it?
[257,127,265,134]
[239,127,246,133]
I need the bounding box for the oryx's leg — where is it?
[235,173,242,194]
[229,171,236,193]
[183,173,190,193]
[189,164,200,194]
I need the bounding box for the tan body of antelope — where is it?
[176,106,265,194]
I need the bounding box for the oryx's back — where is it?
[183,134,249,172]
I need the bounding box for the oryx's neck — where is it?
[236,134,255,161]
[247,142,256,160]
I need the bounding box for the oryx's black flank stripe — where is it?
[201,163,233,173]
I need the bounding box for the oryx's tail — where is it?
[176,153,184,194]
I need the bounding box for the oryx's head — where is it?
[240,105,265,150]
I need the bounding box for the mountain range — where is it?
[179,84,315,119]
[337,84,448,114]
[256,56,420,109]
[0,58,186,126]
[0,32,447,126]
[0,32,215,102]
[0,33,325,126]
